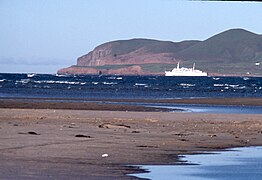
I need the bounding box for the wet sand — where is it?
[0,98,262,179]
[1,97,262,107]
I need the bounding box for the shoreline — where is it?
[0,98,262,179]
[1,97,262,110]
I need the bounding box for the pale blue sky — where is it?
[0,0,262,73]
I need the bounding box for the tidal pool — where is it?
[132,146,262,180]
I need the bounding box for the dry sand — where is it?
[0,99,262,179]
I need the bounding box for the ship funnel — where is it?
[177,62,180,69]
[193,63,195,70]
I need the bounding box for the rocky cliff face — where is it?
[57,65,147,75]
[57,66,99,75]
[77,42,117,66]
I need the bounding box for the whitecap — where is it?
[116,77,123,80]
[107,76,117,80]
[61,81,80,85]
[16,79,30,84]
[135,83,148,86]
[27,73,35,78]
[213,84,224,87]
[229,84,240,88]
[92,82,99,85]
[33,80,80,85]
[223,84,246,90]
[235,86,246,89]
[0,79,6,82]
[55,74,67,77]
[102,82,118,85]
[180,83,196,87]
[212,77,220,80]
[243,77,249,80]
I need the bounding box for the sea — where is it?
[132,146,262,180]
[1,73,262,179]
[0,73,261,99]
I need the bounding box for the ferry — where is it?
[165,62,208,77]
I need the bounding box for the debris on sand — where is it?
[18,131,41,135]
[98,123,130,129]
[75,134,93,138]
[102,154,109,158]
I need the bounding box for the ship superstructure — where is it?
[165,63,208,76]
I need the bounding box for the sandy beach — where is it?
[0,98,262,179]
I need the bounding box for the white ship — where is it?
[165,62,208,77]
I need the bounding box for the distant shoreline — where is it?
[1,72,262,77]
[56,70,262,77]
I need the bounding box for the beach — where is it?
[0,98,262,179]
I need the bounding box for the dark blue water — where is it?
[0,73,261,99]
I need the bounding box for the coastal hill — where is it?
[58,29,262,76]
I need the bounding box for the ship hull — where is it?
[165,72,208,76]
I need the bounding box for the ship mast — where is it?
[177,62,180,69]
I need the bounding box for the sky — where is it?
[0,0,262,73]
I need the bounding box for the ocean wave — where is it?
[228,84,246,89]
[27,73,36,78]
[228,84,239,88]
[180,83,196,87]
[102,82,118,85]
[106,76,123,80]
[213,84,225,87]
[16,79,30,84]
[135,83,148,86]
[233,86,246,89]
[107,76,120,80]
[214,84,247,89]
[33,80,81,85]
[1,73,262,99]
[55,74,69,77]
